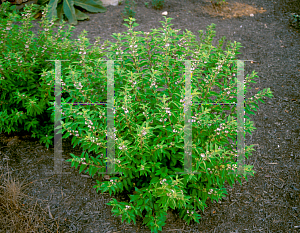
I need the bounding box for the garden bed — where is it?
[1,0,300,232]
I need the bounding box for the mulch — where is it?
[1,0,300,232]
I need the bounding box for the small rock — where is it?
[250,14,254,17]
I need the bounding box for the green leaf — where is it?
[74,161,80,169]
[81,143,90,151]
[111,186,115,194]
[73,137,81,148]
[245,108,255,116]
[251,102,259,109]
[71,135,77,145]
[79,164,87,174]
[73,0,107,13]
[54,2,65,24]
[127,177,132,187]
[251,106,257,111]
[73,7,90,21]
[63,122,73,128]
[123,179,129,191]
[137,199,143,206]
[46,0,60,22]
[62,131,70,139]
[132,22,139,27]
[37,0,52,5]
[90,156,101,166]
[89,144,98,153]
[63,0,77,25]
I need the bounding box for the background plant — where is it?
[37,15,274,232]
[211,0,227,7]
[289,12,300,29]
[25,0,107,26]
[0,3,23,19]
[151,0,165,10]
[121,0,137,21]
[0,2,110,149]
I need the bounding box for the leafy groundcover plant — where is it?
[41,17,274,232]
[290,12,300,29]
[0,2,110,148]
[151,0,165,10]
[121,0,137,21]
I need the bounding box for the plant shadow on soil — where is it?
[1,0,300,232]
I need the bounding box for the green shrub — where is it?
[0,2,108,149]
[144,1,150,8]
[0,3,23,19]
[121,0,137,21]
[290,13,300,29]
[1,3,274,231]
[212,0,227,6]
[40,16,273,232]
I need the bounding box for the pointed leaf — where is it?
[56,3,65,23]
[89,166,98,178]
[73,0,107,13]
[46,0,59,22]
[37,0,51,5]
[74,7,89,21]
[79,164,87,173]
[63,0,77,25]
[73,137,81,148]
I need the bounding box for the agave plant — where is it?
[30,0,107,26]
